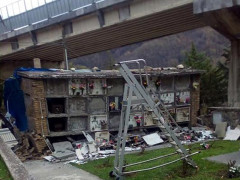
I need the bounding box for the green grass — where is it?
[0,156,12,180]
[74,140,240,180]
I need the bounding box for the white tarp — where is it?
[76,149,84,160]
[224,126,240,141]
[142,133,164,146]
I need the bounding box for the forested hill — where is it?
[70,27,230,69]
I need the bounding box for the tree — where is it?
[184,44,228,107]
[69,62,88,69]
[103,50,117,70]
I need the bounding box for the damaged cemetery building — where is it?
[18,67,202,141]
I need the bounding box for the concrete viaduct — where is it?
[0,0,239,106]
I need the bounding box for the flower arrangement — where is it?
[79,84,85,91]
[155,79,161,89]
[109,102,116,110]
[134,116,143,126]
[71,83,76,95]
[89,82,94,89]
[143,81,148,88]
[71,83,76,89]
[100,120,107,129]
[102,83,107,89]
[228,160,240,178]
[79,83,85,95]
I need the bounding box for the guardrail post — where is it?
[44,0,50,19]
[66,0,71,12]
[23,0,31,25]
[5,6,13,31]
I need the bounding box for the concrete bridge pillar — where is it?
[194,0,240,106]
[229,40,240,106]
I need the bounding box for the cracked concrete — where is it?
[24,160,102,180]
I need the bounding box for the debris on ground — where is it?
[0,128,18,147]
[39,127,218,165]
[4,113,239,165]
[52,141,75,160]
[200,142,210,150]
[14,132,49,162]
[142,132,164,146]
[224,126,240,141]
[215,122,228,138]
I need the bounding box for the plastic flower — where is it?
[155,79,161,88]
[89,82,94,89]
[102,83,107,89]
[109,102,116,110]
[143,81,148,88]
[136,119,141,124]
[71,83,76,89]
[79,84,85,90]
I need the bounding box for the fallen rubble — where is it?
[41,127,217,165]
[14,132,50,162]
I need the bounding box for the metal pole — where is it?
[64,47,69,70]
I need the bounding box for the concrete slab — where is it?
[52,141,75,160]
[215,122,227,138]
[224,126,240,141]
[53,141,73,152]
[206,151,240,166]
[24,160,102,180]
[52,151,76,160]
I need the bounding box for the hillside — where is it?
[70,27,230,69]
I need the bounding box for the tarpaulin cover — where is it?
[4,68,53,131]
[13,67,53,80]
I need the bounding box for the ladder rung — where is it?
[122,99,146,106]
[122,151,200,175]
[170,141,177,146]
[176,148,190,154]
[159,125,165,129]
[122,151,178,168]
[154,102,161,107]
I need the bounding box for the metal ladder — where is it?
[110,59,199,180]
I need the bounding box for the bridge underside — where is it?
[0,3,205,63]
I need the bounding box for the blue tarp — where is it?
[13,67,53,79]
[4,68,53,131]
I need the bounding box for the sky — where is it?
[0,0,17,8]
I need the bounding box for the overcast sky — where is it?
[0,0,21,8]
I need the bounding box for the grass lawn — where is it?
[74,140,240,180]
[0,156,12,180]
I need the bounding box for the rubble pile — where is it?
[14,132,49,161]
[43,128,217,165]
[172,127,215,144]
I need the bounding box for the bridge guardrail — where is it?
[0,0,103,35]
